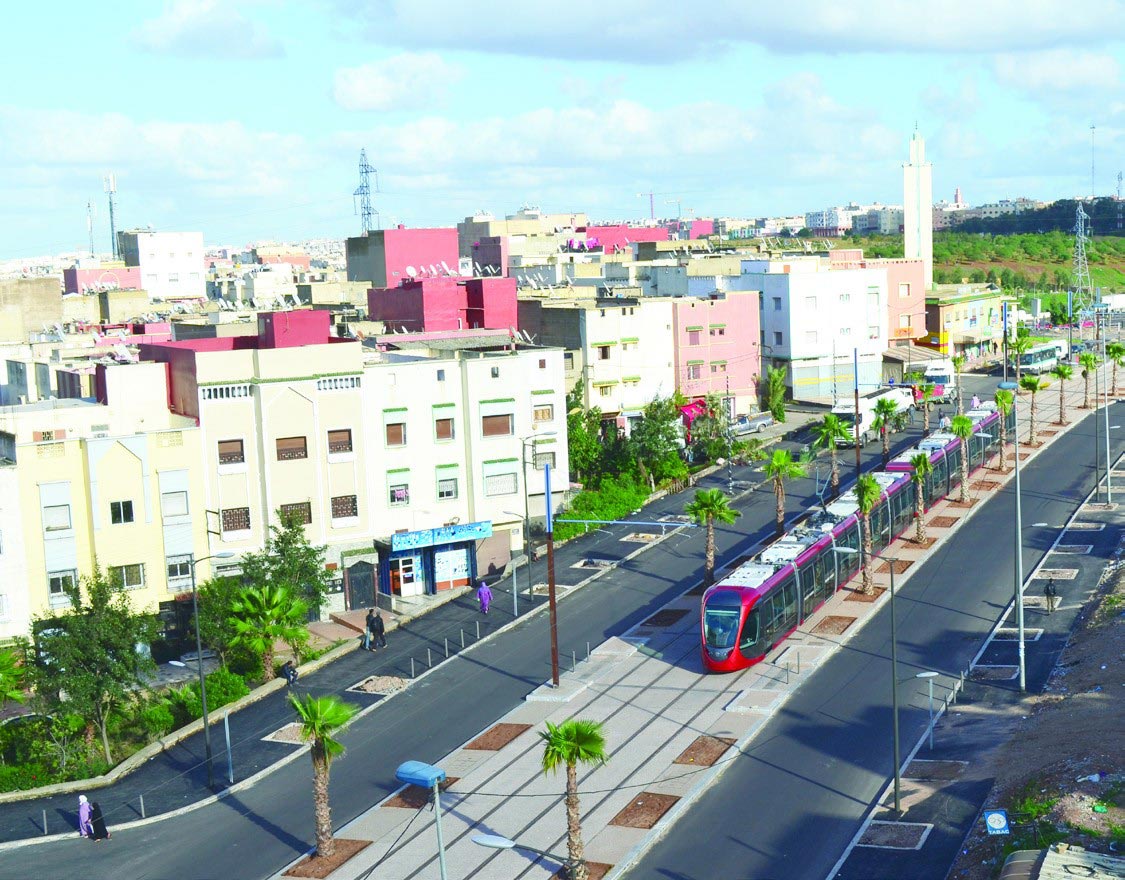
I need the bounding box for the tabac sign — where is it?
[391,520,493,552]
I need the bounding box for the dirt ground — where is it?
[948,561,1125,878]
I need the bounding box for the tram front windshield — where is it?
[703,591,742,649]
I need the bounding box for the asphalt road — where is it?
[622,403,1124,880]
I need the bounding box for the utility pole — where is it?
[86,201,96,259]
[103,173,117,259]
[1090,124,1096,200]
[853,348,861,482]
[636,191,655,221]
[725,375,734,494]
[353,148,379,234]
[1117,171,1122,230]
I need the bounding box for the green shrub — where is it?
[228,645,263,681]
[202,668,249,710]
[553,476,651,542]
[168,684,202,725]
[0,763,51,791]
[140,703,175,737]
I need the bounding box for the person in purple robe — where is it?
[78,794,93,838]
[476,581,493,615]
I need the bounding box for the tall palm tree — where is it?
[855,474,882,595]
[1079,351,1100,408]
[909,453,933,544]
[230,585,308,681]
[951,354,967,415]
[810,414,850,497]
[763,449,807,535]
[919,384,935,434]
[1020,374,1049,446]
[871,397,899,466]
[994,388,1014,470]
[1107,341,1125,396]
[290,694,358,860]
[0,648,25,709]
[1052,362,1073,425]
[685,488,741,587]
[540,719,608,880]
[950,414,974,503]
[1010,336,1033,383]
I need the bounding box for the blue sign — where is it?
[391,520,493,552]
[983,809,1010,836]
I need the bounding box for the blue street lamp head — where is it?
[997,381,1018,391]
[396,760,446,788]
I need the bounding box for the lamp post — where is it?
[502,510,524,618]
[916,671,939,750]
[187,551,234,788]
[520,432,558,685]
[998,380,1026,692]
[397,762,448,880]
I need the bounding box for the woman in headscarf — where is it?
[90,801,110,841]
[77,795,92,838]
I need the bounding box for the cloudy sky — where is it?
[2,0,1123,258]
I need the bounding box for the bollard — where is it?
[796,651,801,675]
[445,638,449,658]
[476,621,480,640]
[572,650,576,671]
[42,810,47,835]
[461,629,465,649]
[427,648,432,668]
[786,662,791,684]
[411,657,415,679]
[587,641,591,661]
[140,794,145,818]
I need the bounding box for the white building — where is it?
[117,230,206,300]
[903,132,934,289]
[853,205,904,235]
[0,455,30,641]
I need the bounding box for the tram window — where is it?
[769,592,785,632]
[738,609,760,652]
[799,560,817,605]
[782,577,798,626]
[703,592,742,649]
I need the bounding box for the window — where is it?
[276,436,308,460]
[332,495,359,518]
[161,491,189,517]
[599,385,612,398]
[687,364,702,380]
[805,297,816,309]
[167,555,193,582]
[437,477,458,500]
[533,451,556,469]
[687,330,701,346]
[110,564,145,590]
[426,416,453,441]
[539,358,547,369]
[597,346,611,360]
[839,293,851,303]
[709,326,725,337]
[868,325,880,339]
[385,422,406,446]
[806,330,818,344]
[48,570,76,603]
[221,507,251,532]
[840,326,851,336]
[484,472,518,496]
[388,483,410,506]
[437,369,446,382]
[773,331,783,345]
[899,314,911,329]
[110,500,135,525]
[218,439,245,464]
[327,429,353,454]
[482,414,514,437]
[533,404,554,423]
[898,282,911,299]
[43,504,72,531]
[280,502,312,525]
[772,297,782,311]
[710,362,727,374]
[168,273,180,283]
[490,366,500,378]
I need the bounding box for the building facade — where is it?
[671,291,761,415]
[923,283,1014,359]
[368,277,518,332]
[346,226,460,287]
[117,230,206,300]
[903,131,934,289]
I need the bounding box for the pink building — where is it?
[580,224,670,254]
[63,264,142,294]
[671,290,761,415]
[346,225,459,287]
[828,251,927,343]
[368,276,518,332]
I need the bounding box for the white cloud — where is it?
[994,49,1121,95]
[330,0,1125,62]
[133,0,284,59]
[333,53,464,111]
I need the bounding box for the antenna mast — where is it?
[636,191,655,220]
[1117,171,1122,230]
[103,173,117,259]
[353,149,379,234]
[86,200,96,258]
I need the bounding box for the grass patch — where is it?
[1011,779,1059,820]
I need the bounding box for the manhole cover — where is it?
[642,609,689,627]
[347,674,408,695]
[673,735,735,767]
[621,532,660,543]
[1034,569,1078,580]
[464,723,531,751]
[930,516,959,528]
[1066,522,1104,531]
[812,615,856,635]
[609,792,680,829]
[263,722,306,745]
[384,777,459,809]
[858,820,932,850]
[1053,545,1092,554]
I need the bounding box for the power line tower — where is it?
[1071,202,1094,342]
[1117,171,1123,230]
[103,173,118,259]
[1090,124,1096,199]
[353,149,379,234]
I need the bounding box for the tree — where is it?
[685,489,741,587]
[631,396,687,482]
[763,449,806,535]
[29,570,158,764]
[1079,352,1100,409]
[951,354,967,415]
[1051,362,1073,426]
[855,474,882,595]
[919,384,935,434]
[909,453,933,544]
[566,385,604,486]
[810,414,851,497]
[0,647,25,708]
[241,510,332,619]
[194,576,244,668]
[540,719,608,880]
[766,366,787,423]
[1010,336,1033,382]
[687,394,731,466]
[994,388,1014,470]
[871,397,899,466]
[230,585,308,681]
[1020,375,1049,446]
[1107,341,1125,396]
[289,694,358,860]
[950,414,974,502]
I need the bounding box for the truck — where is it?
[921,359,955,404]
[830,386,915,446]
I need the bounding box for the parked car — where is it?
[734,411,774,435]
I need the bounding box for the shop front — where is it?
[377,520,493,597]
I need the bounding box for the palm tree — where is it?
[0,648,25,708]
[855,474,882,595]
[290,694,358,860]
[1079,351,1100,408]
[1010,336,1033,382]
[230,585,308,681]
[810,414,850,497]
[951,354,967,415]
[763,449,807,535]
[1108,341,1125,396]
[685,489,741,587]
[909,453,933,544]
[919,384,935,434]
[994,388,1014,470]
[1052,362,1073,425]
[871,397,899,466]
[540,719,608,880]
[1020,374,1049,446]
[950,414,974,502]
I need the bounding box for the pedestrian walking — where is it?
[281,660,298,686]
[77,794,93,839]
[939,411,952,431]
[89,801,110,841]
[363,608,376,651]
[1044,579,1059,614]
[971,394,981,410]
[371,609,387,648]
[476,580,493,615]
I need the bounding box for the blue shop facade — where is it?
[377,520,493,598]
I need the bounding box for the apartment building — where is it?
[368,276,518,332]
[923,283,1014,359]
[117,230,206,300]
[345,225,459,287]
[671,290,761,415]
[828,250,927,345]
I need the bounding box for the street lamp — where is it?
[186,551,234,788]
[473,834,572,875]
[502,510,525,617]
[521,431,558,686]
[397,762,449,880]
[915,671,939,750]
[998,380,1026,692]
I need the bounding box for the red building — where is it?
[62,263,143,294]
[346,225,460,287]
[368,276,518,332]
[580,224,670,254]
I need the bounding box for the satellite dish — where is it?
[440,260,452,274]
[473,261,482,275]
[428,264,439,276]
[405,265,417,279]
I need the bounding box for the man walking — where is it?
[364,608,376,651]
[371,608,387,649]
[1044,579,1060,614]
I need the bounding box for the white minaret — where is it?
[903,130,933,289]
